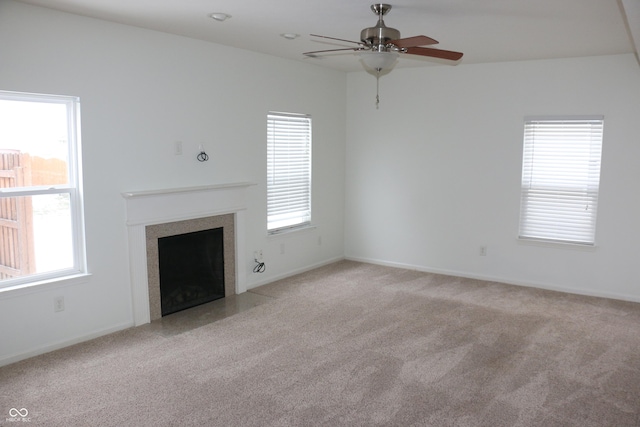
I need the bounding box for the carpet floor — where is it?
[2,260,640,426]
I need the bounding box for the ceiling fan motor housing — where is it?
[361,25,400,50]
[361,3,400,50]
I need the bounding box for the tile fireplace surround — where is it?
[122,182,254,326]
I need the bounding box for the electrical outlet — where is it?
[54,296,65,312]
[253,250,263,262]
[175,141,183,155]
[479,246,487,256]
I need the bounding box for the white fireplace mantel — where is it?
[122,182,255,326]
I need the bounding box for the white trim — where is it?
[0,273,91,299]
[121,182,255,199]
[516,237,597,252]
[247,256,344,289]
[122,182,255,326]
[267,112,312,233]
[267,224,317,237]
[345,255,640,304]
[0,91,87,290]
[518,116,603,245]
[0,321,131,367]
[523,115,604,122]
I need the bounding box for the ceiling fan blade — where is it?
[389,35,438,48]
[303,47,362,57]
[310,34,364,46]
[404,46,463,61]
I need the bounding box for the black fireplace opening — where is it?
[158,227,225,316]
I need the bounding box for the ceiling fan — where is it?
[304,3,464,107]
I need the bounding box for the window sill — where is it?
[516,237,597,252]
[0,273,92,299]
[268,224,317,237]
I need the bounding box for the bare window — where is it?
[0,90,86,288]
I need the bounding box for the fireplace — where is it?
[145,214,235,320]
[158,227,225,316]
[122,182,254,326]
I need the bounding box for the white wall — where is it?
[346,54,640,300]
[0,0,346,365]
[2,0,639,368]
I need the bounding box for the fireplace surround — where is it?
[147,215,234,319]
[122,182,254,325]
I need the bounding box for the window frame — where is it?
[266,111,312,235]
[518,115,604,246]
[0,90,86,289]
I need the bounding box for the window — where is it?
[267,112,312,233]
[0,90,85,288]
[518,116,604,245]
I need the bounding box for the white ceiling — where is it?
[15,0,640,72]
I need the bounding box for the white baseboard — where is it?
[247,256,345,290]
[6,255,636,368]
[0,321,133,368]
[345,255,640,304]
[1,256,345,367]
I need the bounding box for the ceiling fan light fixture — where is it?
[209,13,231,22]
[359,50,399,71]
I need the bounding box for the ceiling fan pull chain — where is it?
[376,69,380,109]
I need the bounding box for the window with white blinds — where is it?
[518,116,604,245]
[267,112,311,233]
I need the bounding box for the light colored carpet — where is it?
[2,260,640,426]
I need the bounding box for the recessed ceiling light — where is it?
[209,13,231,22]
[280,33,300,40]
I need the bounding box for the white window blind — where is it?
[267,112,311,233]
[518,116,603,245]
